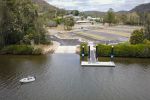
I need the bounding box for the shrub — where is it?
[97,44,150,58]
[0,45,34,55]
[130,29,144,44]
[32,48,42,55]
[40,39,52,45]
[53,18,64,25]
[47,20,57,27]
[143,39,150,45]
[64,16,75,30]
[97,44,111,57]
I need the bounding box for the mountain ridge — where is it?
[130,3,150,13]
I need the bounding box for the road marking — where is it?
[94,29,131,37]
[76,32,106,40]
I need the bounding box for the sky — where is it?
[45,0,150,12]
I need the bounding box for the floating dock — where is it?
[81,42,116,67]
[81,61,116,67]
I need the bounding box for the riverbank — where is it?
[34,41,60,54]
[0,41,60,55]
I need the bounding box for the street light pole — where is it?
[96,45,98,61]
[88,46,90,60]
[82,46,85,61]
[111,45,114,61]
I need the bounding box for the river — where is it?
[0,54,150,100]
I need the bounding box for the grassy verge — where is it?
[0,45,42,55]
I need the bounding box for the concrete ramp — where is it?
[55,46,76,54]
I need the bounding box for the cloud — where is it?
[45,0,150,11]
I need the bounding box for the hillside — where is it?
[32,0,58,12]
[31,0,67,18]
[131,3,150,13]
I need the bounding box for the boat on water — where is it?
[20,76,35,83]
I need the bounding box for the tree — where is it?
[126,12,140,25]
[120,14,127,24]
[105,8,116,26]
[0,0,5,47]
[57,9,67,18]
[0,0,47,46]
[144,13,150,40]
[71,10,79,16]
[130,29,144,44]
[64,17,75,30]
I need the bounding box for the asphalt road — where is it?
[47,35,81,46]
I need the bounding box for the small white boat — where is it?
[20,76,35,83]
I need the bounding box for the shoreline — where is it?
[0,41,60,55]
[34,41,60,55]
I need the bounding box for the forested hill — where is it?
[130,3,150,13]
[32,0,66,17]
[32,0,58,12]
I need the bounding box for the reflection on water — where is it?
[0,54,150,100]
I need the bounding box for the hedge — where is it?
[97,44,150,58]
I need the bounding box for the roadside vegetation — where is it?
[80,14,150,58]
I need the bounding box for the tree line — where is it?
[103,8,150,26]
[0,0,50,48]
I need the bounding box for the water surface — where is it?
[0,54,150,100]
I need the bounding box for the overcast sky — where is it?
[45,0,150,12]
